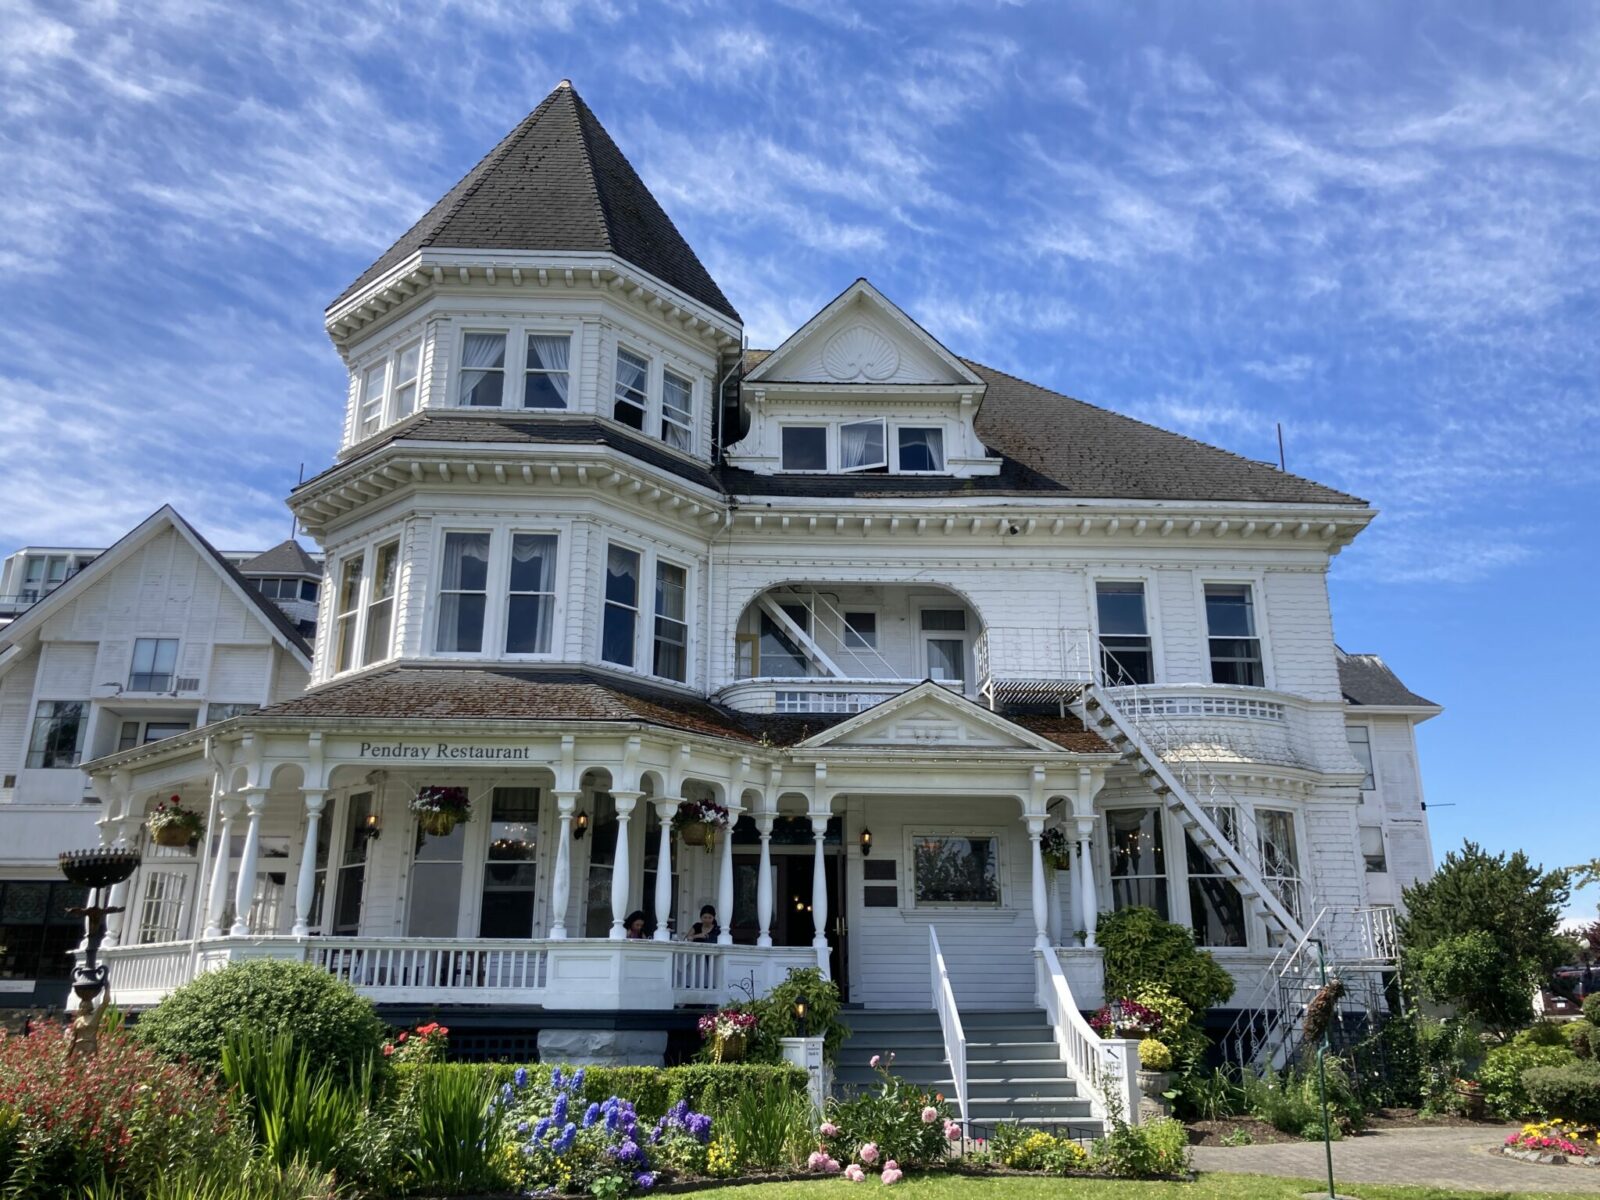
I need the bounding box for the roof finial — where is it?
[557,78,572,89]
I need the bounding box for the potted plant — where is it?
[411,785,470,836]
[1040,826,1073,871]
[147,794,203,848]
[1136,1036,1175,1118]
[1453,1077,1486,1119]
[672,798,731,850]
[697,1006,756,1063]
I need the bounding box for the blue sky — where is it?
[1,1,1595,915]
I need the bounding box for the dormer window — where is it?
[840,419,887,473]
[896,427,945,472]
[781,426,827,472]
[355,340,421,439]
[610,345,699,453]
[662,370,694,451]
[778,420,950,475]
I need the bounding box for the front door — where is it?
[733,841,847,1000]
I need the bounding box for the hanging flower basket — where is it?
[672,798,731,850]
[1040,826,1072,871]
[411,785,470,837]
[146,795,203,848]
[698,1008,756,1063]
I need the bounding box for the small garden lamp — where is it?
[794,998,809,1038]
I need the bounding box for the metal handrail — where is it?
[928,925,968,1128]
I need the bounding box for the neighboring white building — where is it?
[73,83,1439,1099]
[0,507,312,1008]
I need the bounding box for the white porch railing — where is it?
[96,937,817,1011]
[928,925,968,1127]
[1036,944,1140,1124]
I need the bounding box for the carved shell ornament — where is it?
[822,324,900,382]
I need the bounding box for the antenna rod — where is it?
[1276,423,1286,472]
[289,462,305,539]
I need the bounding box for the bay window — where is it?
[1186,807,1246,947]
[356,340,422,437]
[1205,583,1264,687]
[661,370,693,450]
[601,545,642,666]
[505,534,557,654]
[362,541,399,666]
[332,556,363,672]
[1096,581,1153,685]
[357,361,388,438]
[653,562,688,682]
[26,702,85,768]
[459,333,507,407]
[524,334,571,408]
[896,426,945,472]
[391,342,421,419]
[613,348,649,430]
[1107,806,1168,917]
[436,532,491,653]
[600,544,691,683]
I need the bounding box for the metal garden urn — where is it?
[58,847,141,1057]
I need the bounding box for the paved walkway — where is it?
[1192,1123,1600,1194]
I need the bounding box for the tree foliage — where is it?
[1398,840,1570,1037]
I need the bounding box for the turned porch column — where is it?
[291,790,326,937]
[755,814,775,948]
[101,808,137,948]
[548,790,578,938]
[204,795,242,938]
[652,797,677,941]
[1076,818,1098,949]
[609,790,641,940]
[230,788,267,936]
[1028,815,1049,950]
[809,805,830,975]
[717,800,741,946]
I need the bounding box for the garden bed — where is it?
[1185,1118,1300,1147]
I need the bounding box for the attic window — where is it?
[781,427,827,472]
[840,419,887,473]
[897,427,945,472]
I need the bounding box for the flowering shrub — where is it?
[1089,998,1162,1038]
[820,1053,953,1172]
[500,1064,713,1195]
[383,1021,449,1064]
[0,1024,233,1197]
[1505,1119,1596,1156]
[989,1125,1090,1174]
[146,794,205,843]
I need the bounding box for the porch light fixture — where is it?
[859,826,873,857]
[359,810,382,841]
[794,998,808,1038]
[573,810,590,840]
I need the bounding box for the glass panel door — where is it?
[480,787,540,937]
[332,792,372,935]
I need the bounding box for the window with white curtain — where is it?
[333,556,363,672]
[840,418,887,472]
[602,545,641,666]
[357,361,388,438]
[613,349,649,430]
[896,426,945,472]
[505,534,557,654]
[391,341,421,419]
[436,532,491,653]
[459,333,506,407]
[661,370,693,450]
[524,334,570,409]
[653,561,688,681]
[362,541,399,666]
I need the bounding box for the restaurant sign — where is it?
[356,740,535,762]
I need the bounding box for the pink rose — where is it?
[820,1121,840,1137]
[881,1162,903,1185]
[921,1106,938,1123]
[944,1120,962,1141]
[858,1142,879,1165]
[869,1055,881,1068]
[807,1151,829,1171]
[843,1164,866,1182]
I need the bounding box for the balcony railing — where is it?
[977,627,1095,707]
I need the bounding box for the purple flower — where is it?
[551,1066,564,1089]
[516,1121,530,1135]
[513,1067,529,1088]
[634,1172,657,1189]
[686,1113,712,1143]
[572,1067,586,1091]
[533,1117,553,1142]
[583,1102,601,1127]
[608,1138,647,1167]
[553,1092,569,1124]
[551,1122,577,1154]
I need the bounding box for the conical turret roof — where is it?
[332,81,737,320]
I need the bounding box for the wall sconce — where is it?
[573,810,590,840]
[859,826,873,857]
[359,810,381,841]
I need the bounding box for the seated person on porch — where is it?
[687,905,719,943]
[624,910,649,939]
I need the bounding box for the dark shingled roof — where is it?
[238,539,320,577]
[245,665,1111,752]
[1337,649,1438,708]
[331,82,737,320]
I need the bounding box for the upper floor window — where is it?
[1205,584,1264,687]
[524,335,571,409]
[333,557,365,672]
[613,348,649,430]
[362,542,400,667]
[27,701,85,768]
[506,534,557,655]
[1346,726,1375,792]
[356,340,422,438]
[206,702,258,723]
[254,577,317,602]
[1096,582,1153,686]
[436,532,491,653]
[661,370,693,451]
[601,543,691,683]
[427,530,559,659]
[779,420,950,475]
[117,719,191,751]
[460,333,507,407]
[1361,826,1387,873]
[128,638,178,692]
[653,562,688,682]
[920,609,968,685]
[601,545,641,667]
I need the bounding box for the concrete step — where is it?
[962,1040,1061,1061]
[967,1097,1095,1121]
[967,1076,1079,1100]
[966,1059,1074,1082]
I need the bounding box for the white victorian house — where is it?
[77,82,1439,1115]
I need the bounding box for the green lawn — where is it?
[671,1172,1573,1200]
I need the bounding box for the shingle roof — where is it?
[331,81,738,320]
[1336,649,1438,709]
[243,665,1111,752]
[238,539,320,576]
[724,353,1364,506]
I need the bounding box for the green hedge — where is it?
[1477,1039,1574,1118]
[396,1060,807,1120]
[1522,1060,1600,1126]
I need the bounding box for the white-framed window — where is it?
[1256,808,1302,920]
[601,544,642,667]
[842,611,878,650]
[355,340,423,438]
[480,786,541,936]
[1106,806,1168,918]
[661,370,694,451]
[357,361,388,439]
[613,347,650,431]
[459,332,507,407]
[362,541,400,667]
[1361,826,1387,874]
[1205,583,1264,687]
[920,608,968,685]
[117,719,191,751]
[128,638,179,692]
[1185,807,1246,947]
[780,426,828,472]
[505,534,558,655]
[895,426,945,472]
[911,832,1002,907]
[1346,726,1375,792]
[523,333,571,409]
[436,531,492,653]
[333,556,364,672]
[653,561,689,682]
[26,701,86,768]
[840,418,887,472]
[391,341,421,419]
[1096,581,1153,686]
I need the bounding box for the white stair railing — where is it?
[928,925,968,1128]
[1037,944,1140,1123]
